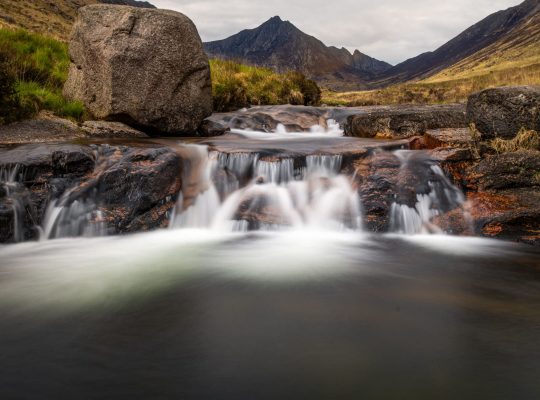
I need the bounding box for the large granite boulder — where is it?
[467,86,540,139]
[64,4,212,136]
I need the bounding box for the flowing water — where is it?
[1,128,540,399]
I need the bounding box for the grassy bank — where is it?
[210,59,321,112]
[322,63,540,106]
[0,28,322,124]
[0,28,84,124]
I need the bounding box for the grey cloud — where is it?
[152,0,522,64]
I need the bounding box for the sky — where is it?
[151,0,523,65]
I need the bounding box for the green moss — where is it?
[0,28,84,123]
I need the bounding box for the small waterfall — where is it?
[40,198,107,240]
[0,165,31,242]
[170,147,362,232]
[389,151,469,235]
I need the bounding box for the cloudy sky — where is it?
[151,0,522,65]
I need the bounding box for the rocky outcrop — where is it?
[0,144,183,242]
[64,4,212,136]
[467,86,540,139]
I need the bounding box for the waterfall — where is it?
[170,146,362,232]
[389,150,470,235]
[40,198,106,240]
[0,165,30,242]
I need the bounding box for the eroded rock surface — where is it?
[0,143,183,242]
[467,86,540,139]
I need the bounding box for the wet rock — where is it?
[467,86,540,140]
[467,189,540,246]
[64,4,212,136]
[0,144,96,180]
[81,121,148,138]
[466,150,540,191]
[344,104,466,139]
[67,146,183,232]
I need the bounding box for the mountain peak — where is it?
[204,17,392,91]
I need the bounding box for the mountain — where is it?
[374,0,540,86]
[0,0,155,41]
[204,16,392,91]
[424,3,540,83]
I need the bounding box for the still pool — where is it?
[0,231,539,399]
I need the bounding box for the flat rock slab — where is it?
[0,114,149,145]
[424,128,473,149]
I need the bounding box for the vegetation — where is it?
[0,28,84,124]
[491,128,540,154]
[210,59,321,112]
[322,63,540,106]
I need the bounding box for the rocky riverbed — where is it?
[1,86,539,245]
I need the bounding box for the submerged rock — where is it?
[64,4,212,136]
[467,86,540,139]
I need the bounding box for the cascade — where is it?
[389,150,470,235]
[170,146,362,232]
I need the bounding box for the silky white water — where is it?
[170,146,362,232]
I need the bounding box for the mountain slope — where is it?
[374,0,540,86]
[204,16,392,91]
[424,8,540,83]
[0,0,155,41]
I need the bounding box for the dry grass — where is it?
[210,59,321,111]
[491,128,540,153]
[322,63,540,106]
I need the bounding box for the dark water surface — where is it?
[0,231,539,399]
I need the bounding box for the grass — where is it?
[0,28,84,123]
[210,59,321,112]
[491,128,540,153]
[322,63,540,106]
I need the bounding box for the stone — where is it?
[466,150,540,191]
[64,4,212,136]
[344,104,466,139]
[466,86,540,140]
[81,121,149,138]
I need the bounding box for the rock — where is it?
[424,128,473,149]
[466,86,540,140]
[64,4,212,136]
[0,111,86,144]
[466,150,540,191]
[0,144,96,181]
[205,106,332,133]
[344,104,466,139]
[466,189,540,246]
[81,121,149,138]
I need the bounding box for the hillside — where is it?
[0,0,154,41]
[424,8,540,83]
[374,0,540,86]
[204,16,392,91]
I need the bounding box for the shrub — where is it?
[491,128,540,153]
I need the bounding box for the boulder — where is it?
[466,86,540,139]
[466,150,540,191]
[64,5,212,136]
